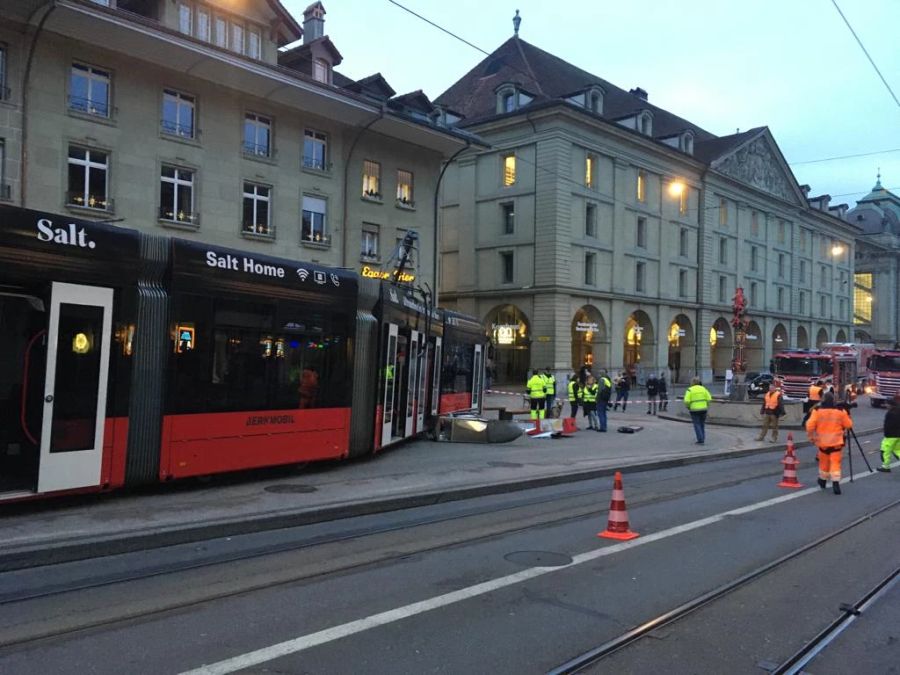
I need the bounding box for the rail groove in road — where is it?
[773,564,900,675]
[546,495,900,674]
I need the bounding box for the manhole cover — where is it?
[488,461,523,468]
[264,484,318,494]
[504,551,573,567]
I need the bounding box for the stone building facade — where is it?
[436,33,858,386]
[0,0,473,289]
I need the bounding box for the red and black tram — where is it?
[0,205,485,503]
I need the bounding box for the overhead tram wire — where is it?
[830,0,900,109]
[384,0,894,217]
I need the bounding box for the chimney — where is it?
[799,184,811,198]
[829,204,849,220]
[303,2,326,44]
[629,87,648,101]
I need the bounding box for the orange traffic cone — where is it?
[526,419,543,436]
[778,433,804,489]
[598,471,639,540]
[562,417,578,434]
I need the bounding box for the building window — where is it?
[678,269,687,298]
[800,229,808,253]
[584,252,596,286]
[243,113,271,157]
[636,169,646,202]
[636,216,647,248]
[718,275,727,303]
[640,114,651,136]
[160,165,195,224]
[589,91,602,113]
[197,7,210,41]
[819,235,829,258]
[585,203,596,237]
[679,228,688,257]
[678,188,688,216]
[361,223,379,260]
[501,91,516,113]
[585,154,596,188]
[777,219,786,244]
[502,154,516,187]
[0,46,7,100]
[799,291,805,314]
[301,195,327,243]
[820,294,827,318]
[778,253,785,278]
[839,298,846,319]
[67,146,108,210]
[230,22,244,54]
[820,264,827,287]
[313,58,329,84]
[362,160,381,198]
[501,252,514,284]
[0,139,6,199]
[750,246,758,272]
[718,198,728,226]
[397,232,416,267]
[635,261,646,293]
[303,129,328,171]
[214,16,227,48]
[854,273,873,324]
[719,237,727,265]
[161,89,195,138]
[247,29,261,59]
[502,202,515,235]
[396,170,414,206]
[750,282,758,307]
[777,287,784,311]
[242,182,270,236]
[69,63,110,117]
[799,259,806,283]
[178,3,192,34]
[750,210,759,237]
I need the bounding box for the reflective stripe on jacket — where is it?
[684,384,712,411]
[527,375,546,399]
[806,407,852,448]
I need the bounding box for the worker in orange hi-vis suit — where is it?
[805,392,853,495]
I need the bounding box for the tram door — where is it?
[381,324,399,446]
[472,343,484,412]
[430,337,442,417]
[37,282,113,493]
[404,330,420,437]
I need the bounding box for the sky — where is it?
[283,0,900,207]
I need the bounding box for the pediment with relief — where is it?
[712,135,801,205]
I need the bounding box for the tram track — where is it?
[547,496,900,674]
[0,455,821,649]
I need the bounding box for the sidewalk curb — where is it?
[0,427,881,572]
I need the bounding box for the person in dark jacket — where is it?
[879,393,900,472]
[646,373,660,415]
[658,372,669,412]
[613,372,630,411]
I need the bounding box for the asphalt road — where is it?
[0,444,897,674]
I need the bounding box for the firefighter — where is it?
[878,393,900,473]
[805,379,824,414]
[756,381,785,443]
[805,392,853,494]
[543,368,556,418]
[567,374,581,419]
[526,369,546,420]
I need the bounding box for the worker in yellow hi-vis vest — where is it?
[526,369,546,420]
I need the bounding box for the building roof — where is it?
[848,174,900,235]
[693,128,765,163]
[435,36,715,141]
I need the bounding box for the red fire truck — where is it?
[773,350,833,399]
[865,350,900,407]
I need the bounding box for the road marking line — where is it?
[180,462,897,675]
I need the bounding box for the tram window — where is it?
[441,341,474,394]
[168,294,352,414]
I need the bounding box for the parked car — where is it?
[747,373,774,398]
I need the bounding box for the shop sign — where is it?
[494,324,517,345]
[716,330,725,338]
[575,321,599,332]
[747,334,758,341]
[361,265,415,283]
[537,336,551,342]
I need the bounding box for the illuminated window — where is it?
[396,169,414,206]
[585,154,596,188]
[362,160,381,198]
[636,169,646,202]
[67,146,109,210]
[242,182,271,236]
[718,198,728,226]
[854,273,873,324]
[160,165,195,224]
[679,188,687,216]
[301,195,327,243]
[361,223,379,260]
[502,154,516,186]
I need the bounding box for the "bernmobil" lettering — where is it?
[246,414,295,426]
[205,251,285,278]
[36,218,96,249]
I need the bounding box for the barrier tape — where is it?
[485,390,673,406]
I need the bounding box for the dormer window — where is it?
[640,112,652,136]
[501,90,516,113]
[313,58,330,84]
[589,91,602,114]
[497,84,531,114]
[681,132,694,155]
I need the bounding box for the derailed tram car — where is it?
[0,205,485,503]
[439,311,487,416]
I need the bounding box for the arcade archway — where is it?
[745,320,764,373]
[667,314,695,384]
[771,323,788,356]
[624,310,655,383]
[797,326,809,350]
[816,328,829,348]
[571,305,607,371]
[836,328,847,342]
[855,329,872,343]
[485,304,530,386]
[709,317,732,378]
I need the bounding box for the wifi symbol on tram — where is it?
[297,268,310,281]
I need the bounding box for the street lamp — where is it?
[831,244,845,257]
[668,180,686,197]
